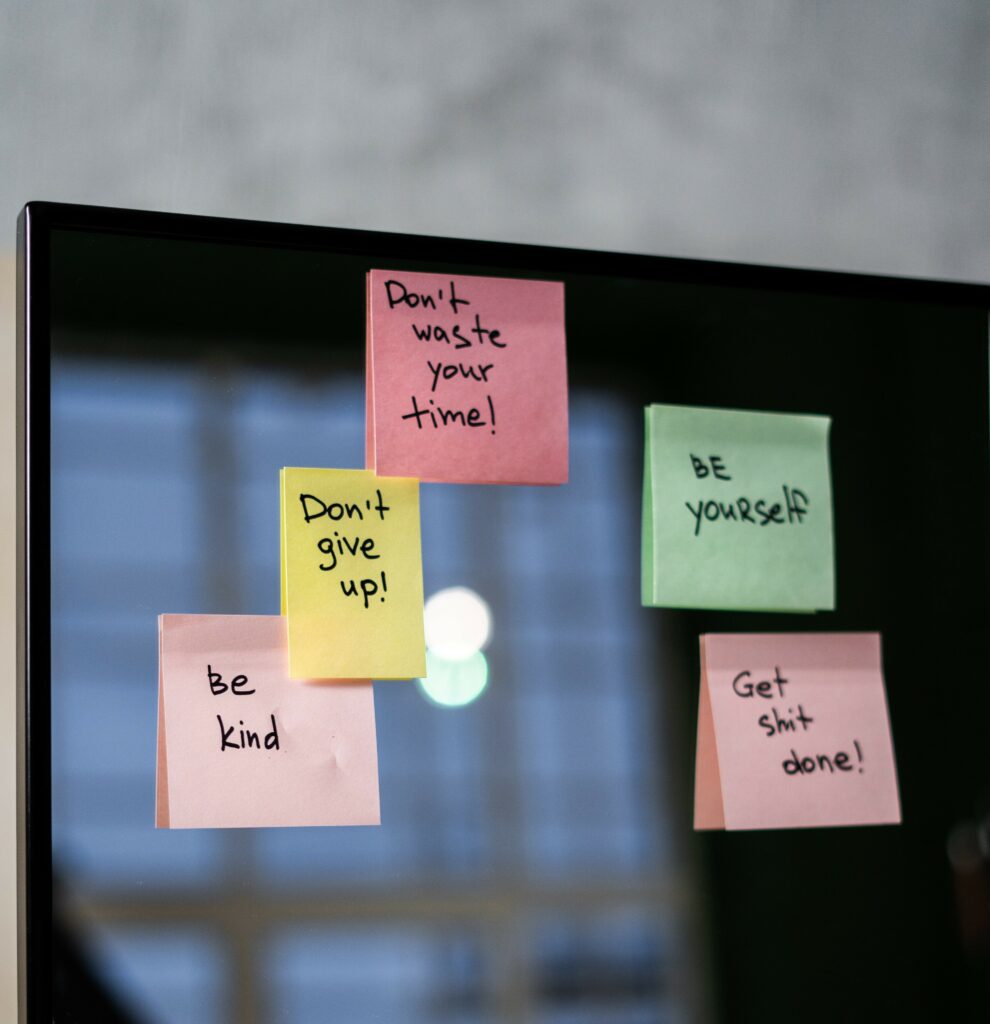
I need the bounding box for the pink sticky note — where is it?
[367,269,568,484]
[695,633,900,830]
[156,614,380,829]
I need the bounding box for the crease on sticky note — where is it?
[641,407,654,605]
[155,618,169,828]
[693,637,724,830]
[279,468,287,616]
[365,272,376,472]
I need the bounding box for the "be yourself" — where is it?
[684,454,810,536]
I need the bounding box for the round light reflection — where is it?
[417,650,488,708]
[424,586,492,661]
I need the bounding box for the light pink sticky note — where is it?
[695,633,900,831]
[367,269,568,484]
[156,614,380,829]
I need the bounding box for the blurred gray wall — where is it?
[0,2,987,1019]
[2,0,989,279]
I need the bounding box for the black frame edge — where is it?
[18,202,54,1024]
[20,199,990,307]
[15,204,25,1024]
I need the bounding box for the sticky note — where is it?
[642,403,834,611]
[695,633,900,831]
[366,269,568,484]
[156,614,380,829]
[280,467,426,679]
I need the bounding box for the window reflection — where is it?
[51,356,689,1022]
[268,929,489,1024]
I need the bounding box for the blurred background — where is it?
[49,347,675,1024]
[2,2,989,1021]
[3,2,990,278]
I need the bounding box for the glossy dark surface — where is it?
[19,202,990,1023]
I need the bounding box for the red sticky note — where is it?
[156,614,380,829]
[695,633,900,831]
[366,269,568,484]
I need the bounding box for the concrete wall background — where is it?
[3,1,989,279]
[1,2,988,1019]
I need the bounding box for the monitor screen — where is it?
[19,202,990,1023]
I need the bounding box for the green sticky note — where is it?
[642,403,835,612]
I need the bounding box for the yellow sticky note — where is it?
[281,468,426,679]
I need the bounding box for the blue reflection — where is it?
[50,357,676,1021]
